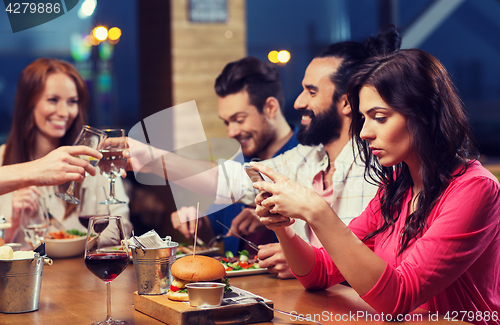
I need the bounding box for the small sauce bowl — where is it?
[186,282,225,307]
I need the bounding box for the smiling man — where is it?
[171,57,298,254]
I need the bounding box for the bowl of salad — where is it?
[44,230,87,258]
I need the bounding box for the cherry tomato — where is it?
[238,261,251,269]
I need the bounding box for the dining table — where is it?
[0,256,469,325]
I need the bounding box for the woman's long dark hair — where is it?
[347,49,478,255]
[3,58,88,165]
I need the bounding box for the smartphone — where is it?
[244,164,265,183]
[244,164,272,200]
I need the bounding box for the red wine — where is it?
[85,252,129,282]
[79,215,109,230]
[99,149,126,178]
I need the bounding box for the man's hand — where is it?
[257,243,295,279]
[171,206,205,239]
[227,208,266,236]
[123,137,166,175]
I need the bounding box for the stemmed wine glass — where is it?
[78,186,110,229]
[98,129,128,204]
[56,125,107,204]
[21,197,49,248]
[84,216,129,325]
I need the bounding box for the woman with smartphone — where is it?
[251,49,500,321]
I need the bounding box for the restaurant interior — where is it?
[1,0,500,239]
[0,0,499,324]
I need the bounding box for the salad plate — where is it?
[225,267,268,277]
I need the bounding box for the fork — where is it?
[47,211,65,230]
[39,190,64,231]
[227,297,323,325]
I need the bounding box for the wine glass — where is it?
[78,186,110,229]
[21,197,49,248]
[84,216,129,325]
[98,129,128,204]
[56,125,107,204]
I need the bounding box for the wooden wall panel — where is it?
[171,0,246,140]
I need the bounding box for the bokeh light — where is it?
[93,26,108,41]
[78,0,96,19]
[108,27,122,41]
[89,34,100,46]
[268,50,279,63]
[277,50,290,63]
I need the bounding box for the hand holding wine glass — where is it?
[99,129,128,204]
[56,125,106,204]
[84,216,129,325]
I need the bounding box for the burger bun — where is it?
[166,290,189,302]
[171,255,226,281]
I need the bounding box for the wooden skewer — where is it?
[193,202,200,257]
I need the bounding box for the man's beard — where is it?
[296,102,342,146]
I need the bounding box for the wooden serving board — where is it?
[133,288,274,325]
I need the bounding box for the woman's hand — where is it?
[255,191,295,230]
[11,186,40,227]
[251,162,329,224]
[29,145,102,186]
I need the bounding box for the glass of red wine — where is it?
[79,186,110,229]
[99,129,128,204]
[84,216,129,325]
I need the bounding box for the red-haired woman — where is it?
[0,58,131,244]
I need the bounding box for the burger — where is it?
[167,255,228,302]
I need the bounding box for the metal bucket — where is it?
[0,254,51,313]
[132,242,178,295]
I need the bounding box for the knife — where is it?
[216,220,260,252]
